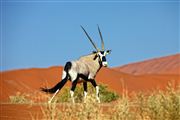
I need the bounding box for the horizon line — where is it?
[1,52,179,72]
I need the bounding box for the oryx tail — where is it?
[41,62,72,93]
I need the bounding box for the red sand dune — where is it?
[0,54,180,102]
[114,54,180,75]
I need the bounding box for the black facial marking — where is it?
[100,51,104,54]
[102,56,106,61]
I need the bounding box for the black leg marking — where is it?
[78,74,88,81]
[90,79,100,103]
[90,79,97,88]
[83,82,87,92]
[71,79,78,91]
[70,78,78,103]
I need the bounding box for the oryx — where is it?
[41,25,111,103]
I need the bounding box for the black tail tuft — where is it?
[40,87,56,94]
[41,79,68,94]
[41,62,71,94]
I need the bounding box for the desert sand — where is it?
[0,54,180,119]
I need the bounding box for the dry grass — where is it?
[9,84,180,120]
[39,84,180,120]
[9,92,33,104]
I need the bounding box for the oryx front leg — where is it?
[90,79,100,103]
[70,90,75,103]
[95,86,100,103]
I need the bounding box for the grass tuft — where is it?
[9,92,33,104]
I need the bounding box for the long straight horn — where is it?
[97,25,105,51]
[81,26,99,51]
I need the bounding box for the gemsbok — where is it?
[41,26,111,103]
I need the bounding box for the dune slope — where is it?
[1,66,179,102]
[114,54,180,75]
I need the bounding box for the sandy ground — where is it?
[1,66,179,102]
[0,104,43,120]
[0,103,114,120]
[0,54,180,119]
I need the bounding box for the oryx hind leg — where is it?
[83,82,88,102]
[70,78,78,103]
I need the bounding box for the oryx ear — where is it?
[106,50,111,55]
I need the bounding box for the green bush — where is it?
[55,83,119,103]
[99,84,119,102]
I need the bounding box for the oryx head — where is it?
[81,25,111,67]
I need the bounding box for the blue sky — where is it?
[1,0,179,71]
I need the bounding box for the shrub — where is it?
[55,83,119,103]
[38,83,180,120]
